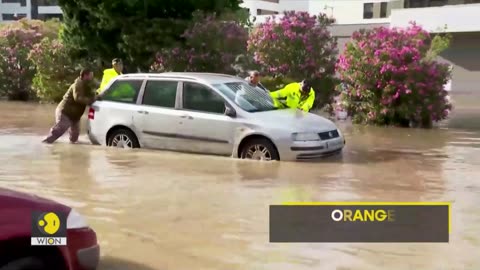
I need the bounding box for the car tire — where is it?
[107,128,140,149]
[0,256,47,270]
[240,138,279,161]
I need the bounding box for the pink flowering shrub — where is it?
[336,23,452,127]
[0,19,60,100]
[247,11,338,108]
[29,38,81,103]
[151,12,248,74]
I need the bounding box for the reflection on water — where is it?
[0,101,480,269]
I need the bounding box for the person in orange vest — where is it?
[97,58,123,94]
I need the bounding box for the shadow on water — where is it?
[99,257,159,270]
[234,160,281,181]
[104,148,141,169]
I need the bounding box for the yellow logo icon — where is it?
[37,212,61,235]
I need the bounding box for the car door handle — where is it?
[180,115,193,120]
[138,110,149,115]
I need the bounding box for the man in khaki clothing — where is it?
[43,69,97,144]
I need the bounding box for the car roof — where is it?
[116,72,245,85]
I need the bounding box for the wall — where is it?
[438,32,480,95]
[0,1,32,21]
[0,0,62,21]
[308,0,395,24]
[390,3,480,32]
[280,0,310,12]
[241,0,282,15]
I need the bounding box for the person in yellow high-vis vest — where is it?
[97,58,123,94]
[270,79,315,112]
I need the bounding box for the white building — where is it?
[0,0,62,22]
[245,0,480,96]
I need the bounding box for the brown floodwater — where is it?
[0,98,479,270]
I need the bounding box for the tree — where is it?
[0,19,60,100]
[58,0,243,71]
[247,11,338,109]
[151,11,248,74]
[336,23,452,127]
[29,37,86,103]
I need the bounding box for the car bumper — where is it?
[279,136,345,161]
[66,228,100,270]
[86,121,102,145]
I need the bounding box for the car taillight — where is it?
[88,108,95,120]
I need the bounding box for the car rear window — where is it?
[102,80,143,104]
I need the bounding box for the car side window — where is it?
[102,80,143,104]
[182,82,226,114]
[142,80,178,108]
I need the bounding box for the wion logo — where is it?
[31,211,67,246]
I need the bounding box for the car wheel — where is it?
[0,256,47,270]
[240,138,279,161]
[107,129,140,149]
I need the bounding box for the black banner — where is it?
[270,203,450,243]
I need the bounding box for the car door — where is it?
[134,79,186,150]
[175,81,236,156]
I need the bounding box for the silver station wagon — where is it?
[87,72,345,161]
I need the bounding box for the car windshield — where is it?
[212,81,277,113]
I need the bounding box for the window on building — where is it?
[257,9,278,15]
[429,0,448,6]
[182,82,226,114]
[142,81,178,108]
[1,13,27,21]
[405,0,480,8]
[1,0,27,6]
[37,13,63,20]
[380,2,388,18]
[102,80,143,104]
[363,3,374,19]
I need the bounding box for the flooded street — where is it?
[0,100,480,270]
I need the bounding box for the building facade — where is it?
[249,0,480,99]
[0,0,62,22]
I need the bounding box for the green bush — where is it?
[29,37,82,103]
[0,19,61,101]
[336,23,452,127]
[151,11,248,74]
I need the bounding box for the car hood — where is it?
[250,109,338,132]
[0,188,71,212]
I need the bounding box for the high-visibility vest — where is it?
[98,68,121,94]
[270,82,315,112]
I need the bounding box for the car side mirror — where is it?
[225,105,236,118]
